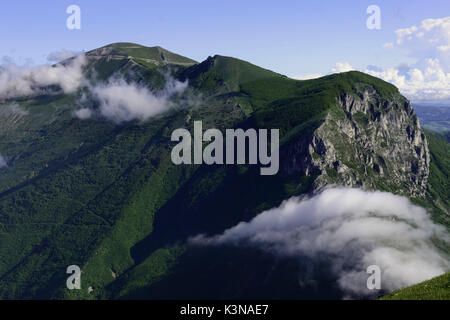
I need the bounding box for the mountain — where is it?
[0,43,448,299]
[181,54,282,92]
[87,42,198,67]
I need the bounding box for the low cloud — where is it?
[292,73,324,80]
[292,62,355,80]
[331,62,355,73]
[364,58,450,102]
[84,77,188,123]
[73,108,93,120]
[190,188,450,297]
[298,17,450,102]
[0,54,87,100]
[0,154,7,168]
[0,103,28,117]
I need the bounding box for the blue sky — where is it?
[1,0,449,101]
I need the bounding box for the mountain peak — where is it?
[182,54,283,91]
[86,42,198,67]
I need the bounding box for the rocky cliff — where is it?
[282,86,430,197]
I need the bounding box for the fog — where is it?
[190,188,450,297]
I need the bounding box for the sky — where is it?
[0,0,449,102]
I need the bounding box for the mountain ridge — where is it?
[0,43,448,299]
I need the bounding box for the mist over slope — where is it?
[0,55,87,100]
[191,188,450,297]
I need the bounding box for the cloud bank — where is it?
[293,73,324,80]
[190,188,450,297]
[323,56,450,102]
[360,17,450,102]
[73,107,93,120]
[331,62,355,73]
[76,77,189,123]
[293,62,355,80]
[295,17,450,102]
[0,49,194,124]
[365,58,450,102]
[0,54,87,100]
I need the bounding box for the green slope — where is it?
[382,272,450,300]
[411,130,450,227]
[181,55,282,93]
[426,130,450,208]
[241,71,399,136]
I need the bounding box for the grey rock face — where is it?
[281,88,430,197]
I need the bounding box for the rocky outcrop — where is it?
[281,87,430,197]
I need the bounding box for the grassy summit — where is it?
[102,42,198,66]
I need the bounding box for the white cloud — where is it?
[365,58,450,101]
[331,62,355,73]
[0,154,7,168]
[0,54,87,100]
[91,77,188,123]
[437,44,450,52]
[395,25,418,42]
[292,73,324,80]
[390,16,450,67]
[292,63,355,81]
[190,188,450,297]
[339,17,450,102]
[74,108,93,120]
